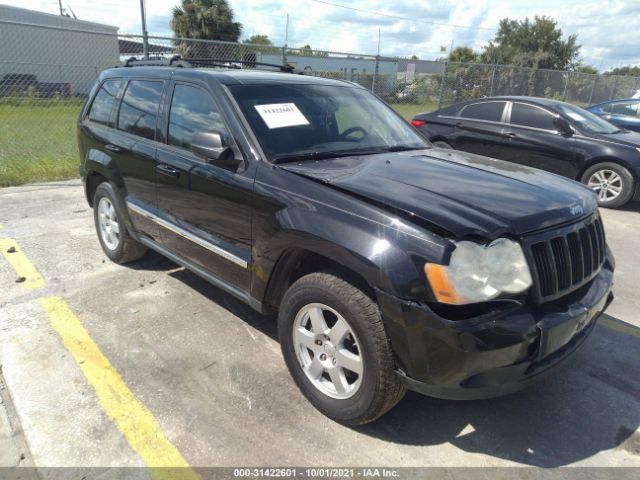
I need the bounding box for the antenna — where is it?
[67,5,77,19]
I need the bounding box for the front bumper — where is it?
[376,259,614,400]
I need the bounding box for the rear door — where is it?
[111,78,166,241]
[449,100,508,157]
[499,102,577,178]
[154,80,252,291]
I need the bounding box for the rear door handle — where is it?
[105,143,123,153]
[156,163,181,177]
[505,132,518,138]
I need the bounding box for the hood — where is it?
[593,129,640,147]
[280,148,598,238]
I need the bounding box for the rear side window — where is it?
[460,102,506,122]
[605,101,640,116]
[168,84,228,150]
[117,80,164,140]
[88,79,122,126]
[510,103,556,130]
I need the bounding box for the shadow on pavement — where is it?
[158,264,640,467]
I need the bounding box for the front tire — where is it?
[93,182,147,264]
[581,162,635,208]
[278,271,406,425]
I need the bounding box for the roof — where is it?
[483,96,570,107]
[436,96,579,112]
[103,66,360,88]
[588,98,638,106]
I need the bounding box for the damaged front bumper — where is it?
[376,259,614,400]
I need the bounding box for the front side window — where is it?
[510,103,556,130]
[228,83,427,161]
[556,103,620,134]
[117,80,163,140]
[88,79,122,126]
[168,84,228,150]
[460,102,506,122]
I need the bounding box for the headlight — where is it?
[425,238,532,305]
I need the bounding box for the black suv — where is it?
[78,62,614,424]
[412,96,640,208]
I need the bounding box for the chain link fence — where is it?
[1,19,639,185]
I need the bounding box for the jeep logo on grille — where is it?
[570,204,584,216]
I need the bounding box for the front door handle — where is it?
[105,143,123,153]
[156,163,181,177]
[505,132,518,138]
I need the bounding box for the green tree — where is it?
[605,65,640,76]
[575,64,599,74]
[448,46,478,63]
[480,16,580,70]
[171,0,242,42]
[243,34,273,46]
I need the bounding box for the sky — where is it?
[3,0,639,70]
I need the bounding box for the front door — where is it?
[499,102,576,178]
[155,81,253,291]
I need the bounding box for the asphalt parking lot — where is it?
[1,180,639,472]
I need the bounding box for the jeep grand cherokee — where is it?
[77,60,614,425]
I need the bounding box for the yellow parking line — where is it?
[599,315,640,339]
[0,238,45,289]
[39,297,200,480]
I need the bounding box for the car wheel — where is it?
[581,162,635,208]
[278,271,406,425]
[432,140,453,149]
[93,182,147,264]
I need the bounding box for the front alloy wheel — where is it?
[581,162,635,208]
[292,303,363,399]
[587,169,623,203]
[278,271,406,425]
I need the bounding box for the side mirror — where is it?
[191,132,243,169]
[554,116,574,136]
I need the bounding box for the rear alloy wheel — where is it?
[93,182,147,264]
[582,162,634,208]
[278,271,406,425]
[97,197,120,251]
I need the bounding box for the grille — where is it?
[527,215,606,302]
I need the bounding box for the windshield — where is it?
[556,103,621,134]
[228,83,428,162]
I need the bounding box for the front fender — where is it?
[250,164,449,304]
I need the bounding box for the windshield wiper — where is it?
[273,148,387,164]
[273,151,347,164]
[379,144,423,152]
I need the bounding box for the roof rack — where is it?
[185,58,296,73]
[119,55,301,74]
[120,55,192,68]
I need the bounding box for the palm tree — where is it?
[171,0,242,58]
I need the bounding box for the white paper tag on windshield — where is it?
[254,103,310,129]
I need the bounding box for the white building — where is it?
[0,4,119,94]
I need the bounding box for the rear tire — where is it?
[93,182,147,264]
[432,140,453,149]
[278,271,406,425]
[581,162,635,208]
